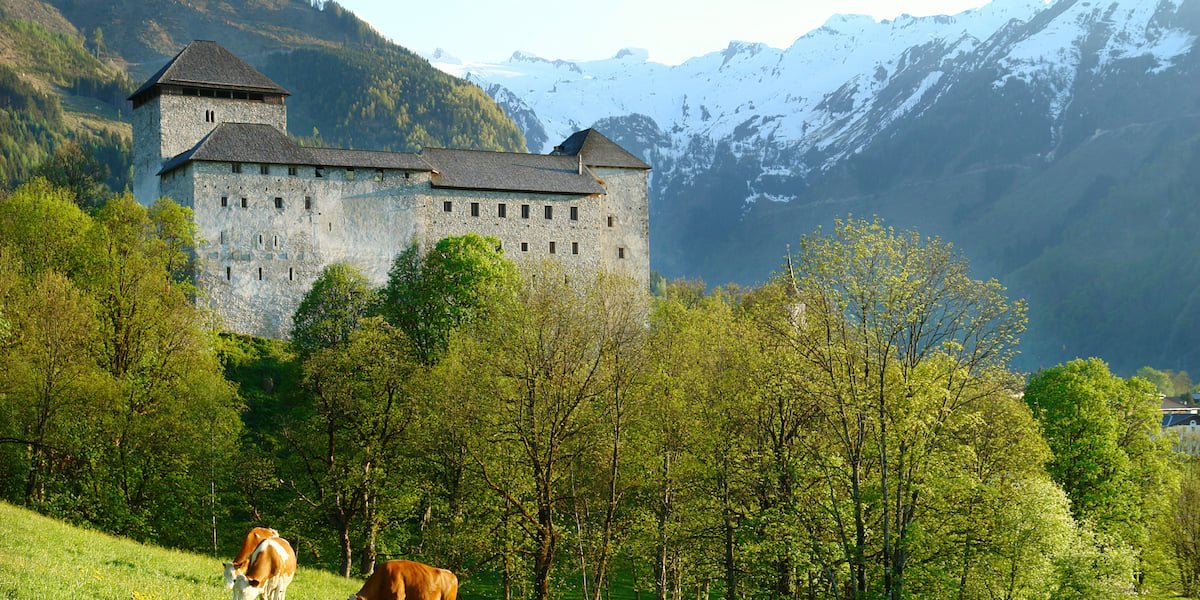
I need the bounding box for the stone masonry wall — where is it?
[133,94,287,206]
[183,162,424,339]
[420,189,604,279]
[595,167,651,285]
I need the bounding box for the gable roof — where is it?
[553,129,650,170]
[158,123,432,174]
[130,40,289,101]
[158,124,604,196]
[421,148,605,195]
[159,123,309,174]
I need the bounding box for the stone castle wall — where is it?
[137,80,648,340]
[134,94,287,206]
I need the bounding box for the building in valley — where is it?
[130,40,649,339]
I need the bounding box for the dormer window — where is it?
[232,163,242,174]
[260,164,269,175]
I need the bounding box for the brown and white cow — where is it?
[224,527,280,589]
[349,560,458,600]
[232,536,297,600]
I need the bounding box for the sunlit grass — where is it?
[0,502,359,600]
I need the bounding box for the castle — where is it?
[130,41,650,339]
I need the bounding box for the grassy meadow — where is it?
[0,501,361,600]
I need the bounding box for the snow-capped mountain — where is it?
[430,0,1200,373]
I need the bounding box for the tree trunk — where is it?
[656,453,673,600]
[533,502,557,600]
[338,519,353,578]
[724,506,738,600]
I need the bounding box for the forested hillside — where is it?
[0,0,525,200]
[0,18,130,194]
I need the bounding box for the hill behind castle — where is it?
[0,0,526,191]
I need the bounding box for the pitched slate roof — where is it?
[130,40,289,101]
[553,129,651,170]
[158,123,432,174]
[159,125,606,196]
[421,148,605,195]
[307,147,432,171]
[159,123,309,174]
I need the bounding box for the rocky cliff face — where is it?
[432,0,1200,372]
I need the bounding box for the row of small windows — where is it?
[509,241,627,259]
[230,163,402,181]
[225,266,298,282]
[444,201,594,223]
[220,195,313,210]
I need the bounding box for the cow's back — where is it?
[237,537,296,600]
[226,527,279,589]
[353,560,457,600]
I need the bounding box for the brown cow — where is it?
[224,527,280,589]
[349,560,458,600]
[232,536,297,600]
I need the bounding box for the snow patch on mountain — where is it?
[428,0,1195,203]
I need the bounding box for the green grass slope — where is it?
[0,501,360,600]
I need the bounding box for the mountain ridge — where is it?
[430,0,1200,373]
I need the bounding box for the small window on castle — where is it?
[443,201,452,213]
[375,169,384,181]
[607,215,614,227]
[549,241,556,254]
[545,206,553,219]
[275,197,283,210]
[289,267,294,281]
[241,197,248,208]
[220,231,225,244]
[346,168,355,180]
[221,196,228,208]
[258,267,263,281]
[521,204,530,219]
[258,234,264,246]
[498,203,507,218]
[570,206,578,221]
[315,167,324,178]
[273,235,278,248]
[521,242,529,252]
[232,163,242,174]
[618,247,626,259]
[572,242,579,255]
[226,266,231,281]
[305,196,312,210]
[288,166,298,177]
[260,164,270,175]
[471,202,480,217]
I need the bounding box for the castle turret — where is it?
[129,40,290,206]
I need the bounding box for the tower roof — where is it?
[129,40,289,102]
[553,129,650,170]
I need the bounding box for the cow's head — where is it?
[222,562,239,589]
[233,574,264,600]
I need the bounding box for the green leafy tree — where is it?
[380,233,517,364]
[33,142,109,210]
[1167,460,1200,597]
[1025,357,1174,592]
[291,263,378,357]
[0,178,92,278]
[282,316,419,576]
[756,218,1027,599]
[445,262,649,600]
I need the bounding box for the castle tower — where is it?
[128,40,290,206]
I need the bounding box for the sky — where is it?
[333,0,993,65]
